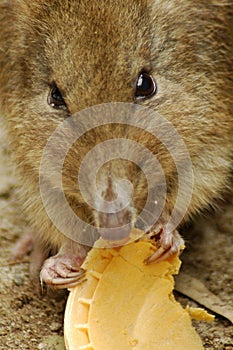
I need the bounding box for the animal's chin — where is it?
[98,222,132,242]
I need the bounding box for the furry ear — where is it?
[5,0,47,26]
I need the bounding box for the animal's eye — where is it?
[135,71,157,99]
[48,84,67,110]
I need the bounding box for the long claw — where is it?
[42,270,86,290]
[144,244,184,264]
[54,278,87,290]
[66,270,85,278]
[50,271,86,285]
[144,246,168,264]
[144,227,184,264]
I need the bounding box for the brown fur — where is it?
[0,0,232,253]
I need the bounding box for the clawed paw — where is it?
[40,254,86,289]
[144,225,184,264]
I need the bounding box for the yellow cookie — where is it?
[64,239,204,350]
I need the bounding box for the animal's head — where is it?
[1,0,232,241]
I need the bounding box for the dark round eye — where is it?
[48,84,67,110]
[135,71,157,99]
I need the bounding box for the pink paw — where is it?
[144,224,184,264]
[40,253,86,289]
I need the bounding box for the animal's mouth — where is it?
[97,224,145,247]
[97,208,133,242]
[98,222,132,241]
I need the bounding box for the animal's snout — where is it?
[94,169,134,241]
[98,208,132,241]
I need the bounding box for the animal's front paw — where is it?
[40,253,86,289]
[144,224,184,264]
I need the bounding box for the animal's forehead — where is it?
[41,1,152,59]
[36,1,154,107]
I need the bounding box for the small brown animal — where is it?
[0,0,232,289]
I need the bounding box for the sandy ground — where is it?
[0,120,232,350]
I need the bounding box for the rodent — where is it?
[0,0,232,288]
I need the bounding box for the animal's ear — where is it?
[0,0,21,25]
[0,0,27,14]
[0,0,14,13]
[5,0,33,18]
[0,1,15,40]
[0,0,39,21]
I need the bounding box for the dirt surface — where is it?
[0,120,232,350]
